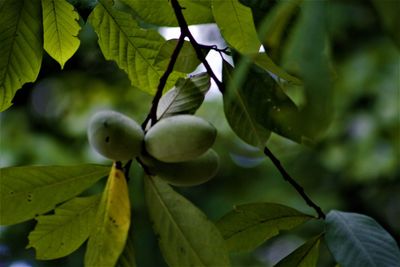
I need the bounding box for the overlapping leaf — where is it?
[0,0,42,111]
[41,0,81,69]
[216,202,313,252]
[0,165,109,225]
[325,210,400,267]
[85,164,131,267]
[120,0,213,26]
[371,0,400,49]
[27,195,101,260]
[118,224,137,267]
[157,73,211,120]
[144,176,230,267]
[88,1,180,94]
[275,234,322,267]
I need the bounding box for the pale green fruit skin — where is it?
[141,149,219,186]
[144,115,217,163]
[88,110,144,161]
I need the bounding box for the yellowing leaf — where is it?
[27,195,101,260]
[85,164,131,267]
[0,0,42,111]
[42,0,81,69]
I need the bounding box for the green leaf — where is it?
[0,164,109,225]
[0,0,43,112]
[118,225,137,267]
[88,1,180,94]
[144,176,230,267]
[275,234,322,267]
[222,59,270,148]
[41,0,81,69]
[85,164,131,267]
[27,195,101,260]
[212,0,260,54]
[371,0,400,49]
[157,73,211,119]
[325,210,400,267]
[216,202,313,252]
[120,0,213,26]
[155,39,207,74]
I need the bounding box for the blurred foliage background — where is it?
[0,0,399,266]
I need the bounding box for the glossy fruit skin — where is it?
[144,115,217,163]
[88,110,144,161]
[141,149,219,186]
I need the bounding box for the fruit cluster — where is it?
[88,111,219,186]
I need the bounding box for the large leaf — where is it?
[88,1,180,94]
[85,164,131,267]
[155,39,207,74]
[144,176,230,267]
[41,0,81,69]
[27,195,101,260]
[0,164,109,225]
[212,0,260,54]
[325,210,400,267]
[0,0,43,111]
[120,0,213,26]
[157,73,211,120]
[216,202,313,252]
[275,234,322,267]
[371,0,400,49]
[118,225,137,267]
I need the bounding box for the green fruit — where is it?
[88,110,144,161]
[141,149,219,186]
[144,115,217,162]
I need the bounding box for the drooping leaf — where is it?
[212,0,260,54]
[41,0,81,69]
[282,0,333,138]
[85,164,131,267]
[0,164,109,225]
[118,224,137,267]
[325,210,400,267]
[157,73,211,119]
[88,1,180,94]
[144,176,230,267]
[371,0,400,49]
[216,202,313,252]
[27,195,101,260]
[0,0,43,112]
[120,0,213,26]
[155,39,208,73]
[275,234,322,267]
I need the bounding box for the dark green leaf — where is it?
[118,225,137,267]
[145,176,230,267]
[371,0,400,49]
[325,210,400,267]
[157,73,211,119]
[155,39,207,73]
[120,0,213,26]
[27,195,101,260]
[216,202,313,252]
[275,234,322,267]
[0,0,42,111]
[85,165,131,267]
[0,164,109,225]
[88,0,181,94]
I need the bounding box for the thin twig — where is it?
[197,44,231,55]
[263,146,326,219]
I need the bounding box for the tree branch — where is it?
[263,146,326,219]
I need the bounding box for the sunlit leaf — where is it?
[144,176,230,267]
[85,164,131,267]
[0,0,42,111]
[41,0,81,69]
[325,210,400,267]
[212,0,260,54]
[27,195,101,260]
[120,0,213,26]
[275,234,322,267]
[216,202,313,252]
[88,0,180,94]
[157,73,211,119]
[155,39,208,73]
[0,165,109,225]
